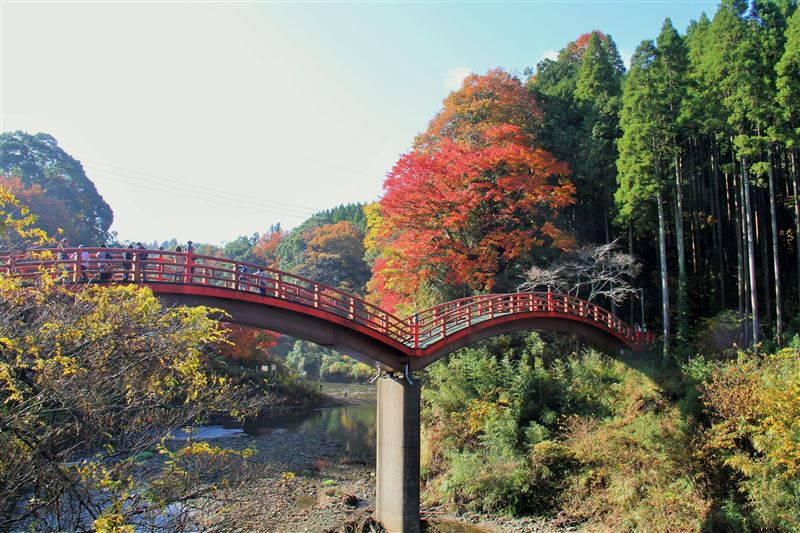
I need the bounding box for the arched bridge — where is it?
[2,246,656,532]
[2,247,655,371]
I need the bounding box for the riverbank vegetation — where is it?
[0,193,323,530]
[420,333,799,530]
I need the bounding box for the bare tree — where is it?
[518,238,642,305]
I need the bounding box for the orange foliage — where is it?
[218,325,279,364]
[0,175,70,241]
[253,229,283,267]
[565,30,608,59]
[372,124,574,309]
[417,68,542,150]
[301,221,370,292]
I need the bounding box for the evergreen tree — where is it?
[776,7,800,306]
[616,40,672,361]
[653,19,690,343]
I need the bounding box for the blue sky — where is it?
[1,1,718,244]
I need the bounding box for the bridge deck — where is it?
[1,248,657,356]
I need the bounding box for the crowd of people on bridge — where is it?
[40,240,272,295]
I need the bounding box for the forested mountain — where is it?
[0,131,113,245]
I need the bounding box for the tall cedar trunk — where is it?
[769,160,782,335]
[738,166,752,347]
[791,149,800,307]
[733,170,745,329]
[673,153,688,343]
[742,156,760,352]
[657,189,670,362]
[711,139,726,308]
[759,194,772,329]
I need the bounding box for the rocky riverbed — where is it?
[180,386,575,532]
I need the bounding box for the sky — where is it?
[1,0,718,245]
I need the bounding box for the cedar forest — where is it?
[1,0,800,530]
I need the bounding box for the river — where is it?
[183,383,496,532]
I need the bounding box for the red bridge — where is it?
[3,247,655,371]
[2,246,656,532]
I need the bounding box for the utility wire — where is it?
[87,167,317,218]
[91,172,311,221]
[83,159,327,214]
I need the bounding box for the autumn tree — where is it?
[252,223,283,267]
[218,324,280,365]
[0,176,71,245]
[416,68,542,150]
[298,220,371,293]
[276,203,366,270]
[373,123,574,311]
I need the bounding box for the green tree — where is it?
[777,7,800,306]
[653,18,691,343]
[529,32,624,245]
[0,132,113,245]
[573,33,624,244]
[616,40,672,361]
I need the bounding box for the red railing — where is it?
[410,293,657,349]
[0,248,657,352]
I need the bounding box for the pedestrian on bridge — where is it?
[136,243,149,282]
[73,245,90,282]
[122,244,133,281]
[97,244,113,283]
[255,267,268,296]
[236,264,249,291]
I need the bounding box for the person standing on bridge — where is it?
[173,246,185,282]
[97,244,113,283]
[155,246,168,282]
[122,244,133,281]
[73,245,90,282]
[255,267,268,295]
[136,242,149,282]
[236,264,249,291]
[186,241,196,283]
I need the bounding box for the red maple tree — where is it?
[371,124,574,310]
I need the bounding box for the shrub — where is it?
[699,348,800,530]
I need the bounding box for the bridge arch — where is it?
[2,248,655,371]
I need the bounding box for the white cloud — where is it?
[620,48,633,70]
[442,66,471,91]
[540,49,559,62]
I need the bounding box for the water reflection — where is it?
[238,404,377,456]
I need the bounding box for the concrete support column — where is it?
[375,376,421,533]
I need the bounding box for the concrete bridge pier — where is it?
[375,375,421,533]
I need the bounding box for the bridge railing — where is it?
[0,248,413,346]
[410,292,655,350]
[0,248,656,352]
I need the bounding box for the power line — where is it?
[83,159,327,214]
[86,166,318,217]
[91,172,311,221]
